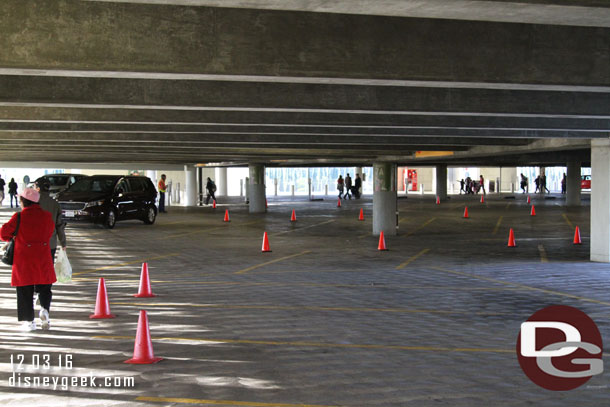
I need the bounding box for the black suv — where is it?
[57,175,158,228]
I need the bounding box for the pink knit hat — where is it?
[19,188,40,203]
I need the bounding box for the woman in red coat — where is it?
[1,188,56,331]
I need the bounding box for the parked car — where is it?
[581,175,591,190]
[57,175,158,228]
[33,174,88,198]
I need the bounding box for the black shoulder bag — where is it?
[2,213,21,266]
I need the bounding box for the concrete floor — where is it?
[0,193,608,407]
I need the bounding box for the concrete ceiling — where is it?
[0,0,608,167]
[86,0,610,28]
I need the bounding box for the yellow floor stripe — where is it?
[95,335,512,354]
[72,253,180,276]
[492,216,503,235]
[235,251,312,274]
[505,202,512,210]
[395,248,430,270]
[404,217,437,237]
[562,213,574,228]
[429,266,610,307]
[101,301,509,316]
[538,244,549,263]
[136,396,340,407]
[272,220,335,236]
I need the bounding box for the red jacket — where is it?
[1,205,56,287]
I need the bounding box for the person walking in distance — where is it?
[541,174,550,194]
[344,173,353,199]
[157,174,167,213]
[561,173,567,194]
[354,173,362,199]
[479,175,486,195]
[0,174,5,207]
[0,188,56,331]
[336,175,344,199]
[205,177,217,205]
[520,173,528,194]
[8,178,18,208]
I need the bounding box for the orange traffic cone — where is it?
[90,278,116,319]
[527,196,531,204]
[530,205,536,216]
[436,196,440,205]
[377,231,388,251]
[290,209,296,222]
[213,199,216,209]
[124,310,163,364]
[224,209,230,222]
[358,208,364,221]
[262,231,271,252]
[573,226,582,245]
[480,195,485,203]
[463,206,469,218]
[508,228,516,247]
[337,198,342,208]
[134,263,156,298]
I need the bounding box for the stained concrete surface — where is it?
[0,193,607,406]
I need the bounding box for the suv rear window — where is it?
[128,177,147,192]
[69,177,118,193]
[46,175,70,186]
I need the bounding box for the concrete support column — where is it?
[215,167,228,196]
[436,165,448,201]
[566,161,582,206]
[184,165,197,207]
[591,139,610,262]
[249,164,266,213]
[146,170,156,183]
[373,163,397,236]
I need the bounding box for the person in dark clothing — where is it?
[534,176,541,193]
[520,173,528,193]
[205,177,216,205]
[354,174,362,199]
[157,174,167,213]
[344,173,352,199]
[459,179,465,194]
[541,175,550,193]
[35,177,67,261]
[8,178,18,208]
[0,175,5,206]
[561,173,566,194]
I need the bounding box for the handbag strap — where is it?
[13,213,20,238]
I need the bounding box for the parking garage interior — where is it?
[0,1,609,406]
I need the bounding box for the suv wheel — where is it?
[143,206,156,225]
[105,208,117,229]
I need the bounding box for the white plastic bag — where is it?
[54,247,72,283]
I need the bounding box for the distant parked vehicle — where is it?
[57,175,158,228]
[34,174,88,198]
[581,175,591,190]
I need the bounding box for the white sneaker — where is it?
[39,308,50,330]
[20,321,36,331]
